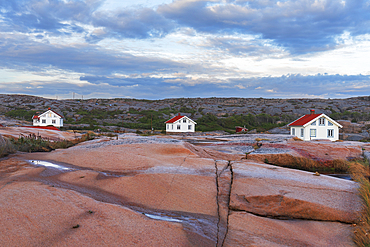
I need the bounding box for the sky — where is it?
[0,0,370,100]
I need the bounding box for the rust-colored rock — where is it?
[0,127,79,141]
[0,181,213,247]
[230,161,360,223]
[231,194,356,223]
[0,134,363,246]
[287,140,363,161]
[223,212,355,247]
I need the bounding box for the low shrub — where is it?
[7,132,95,154]
[10,136,52,152]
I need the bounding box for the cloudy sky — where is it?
[0,0,369,99]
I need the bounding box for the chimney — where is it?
[178,113,181,116]
[48,107,51,110]
[310,109,315,114]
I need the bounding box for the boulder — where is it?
[266,127,290,134]
[248,129,257,134]
[230,161,360,223]
[345,133,366,141]
[337,120,365,134]
[286,140,363,161]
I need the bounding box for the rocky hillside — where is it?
[1,94,370,138]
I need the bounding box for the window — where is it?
[292,128,295,136]
[310,129,316,137]
[183,118,186,123]
[52,120,56,124]
[171,125,173,130]
[167,125,169,129]
[328,121,333,126]
[311,121,316,126]
[327,129,334,138]
[188,125,192,130]
[300,128,304,137]
[177,125,181,130]
[319,118,325,126]
[42,119,46,124]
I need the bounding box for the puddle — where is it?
[22,161,216,242]
[141,212,215,241]
[326,174,352,180]
[27,160,129,179]
[143,213,183,223]
[29,160,73,171]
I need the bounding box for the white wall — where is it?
[33,110,63,127]
[290,118,340,141]
[166,117,195,133]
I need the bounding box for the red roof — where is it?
[165,115,185,123]
[288,114,322,126]
[32,115,39,119]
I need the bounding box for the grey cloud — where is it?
[229,74,370,97]
[2,73,369,99]
[92,7,176,39]
[158,0,370,53]
[0,35,186,75]
[2,0,370,53]
[0,0,175,40]
[204,36,284,56]
[0,0,103,35]
[74,73,370,99]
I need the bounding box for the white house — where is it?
[165,114,197,133]
[288,110,342,141]
[32,108,64,128]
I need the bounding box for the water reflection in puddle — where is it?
[26,159,213,241]
[29,160,72,171]
[326,174,352,180]
[143,213,183,223]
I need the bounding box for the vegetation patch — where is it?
[330,111,370,123]
[196,113,293,132]
[2,132,95,156]
[5,109,37,120]
[345,159,370,247]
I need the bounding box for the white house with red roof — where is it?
[32,108,64,128]
[288,110,342,141]
[165,113,196,133]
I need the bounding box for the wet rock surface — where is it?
[0,132,364,246]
